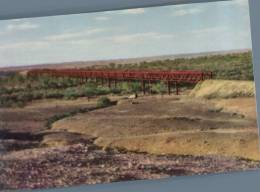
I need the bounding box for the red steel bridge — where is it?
[28,69,213,95]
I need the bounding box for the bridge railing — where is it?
[28,69,213,83]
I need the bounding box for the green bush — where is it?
[97,96,112,108]
[0,96,25,108]
[48,91,64,99]
[83,86,97,96]
[121,82,141,93]
[0,97,11,107]
[0,87,9,95]
[83,85,112,97]
[152,82,167,94]
[63,88,79,100]
[96,87,110,95]
[88,51,253,81]
[13,101,26,108]
[16,92,33,102]
[110,88,122,94]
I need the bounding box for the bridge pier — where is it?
[114,79,117,88]
[142,80,146,95]
[127,80,131,87]
[175,82,179,95]
[108,79,111,88]
[148,80,152,94]
[167,81,171,95]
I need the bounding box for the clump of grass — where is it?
[95,87,111,95]
[97,97,113,108]
[120,82,141,94]
[208,106,223,113]
[152,82,167,95]
[63,88,79,100]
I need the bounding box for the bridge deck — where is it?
[28,69,213,84]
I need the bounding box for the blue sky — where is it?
[0,0,251,67]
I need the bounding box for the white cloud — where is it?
[191,26,228,35]
[95,16,110,21]
[0,41,48,50]
[117,8,145,15]
[111,32,174,43]
[45,28,107,42]
[173,7,202,17]
[58,31,175,47]
[0,27,108,52]
[6,22,39,32]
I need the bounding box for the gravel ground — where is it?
[1,141,260,190]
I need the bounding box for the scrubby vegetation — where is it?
[0,73,159,107]
[89,51,254,81]
[152,82,167,95]
[0,51,254,107]
[96,97,113,108]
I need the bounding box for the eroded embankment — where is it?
[51,95,260,160]
[1,95,260,190]
[189,80,255,99]
[0,98,99,152]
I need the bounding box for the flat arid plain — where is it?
[0,51,260,190]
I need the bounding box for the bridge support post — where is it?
[142,80,146,95]
[108,79,111,88]
[114,79,117,88]
[148,80,152,94]
[167,81,171,95]
[175,82,179,95]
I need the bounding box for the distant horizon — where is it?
[0,48,251,70]
[0,0,252,67]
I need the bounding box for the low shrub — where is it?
[97,97,112,108]
[152,82,167,95]
[110,88,122,94]
[63,88,79,100]
[43,90,63,99]
[0,87,9,95]
[121,82,141,94]
[96,87,111,95]
[16,92,33,102]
